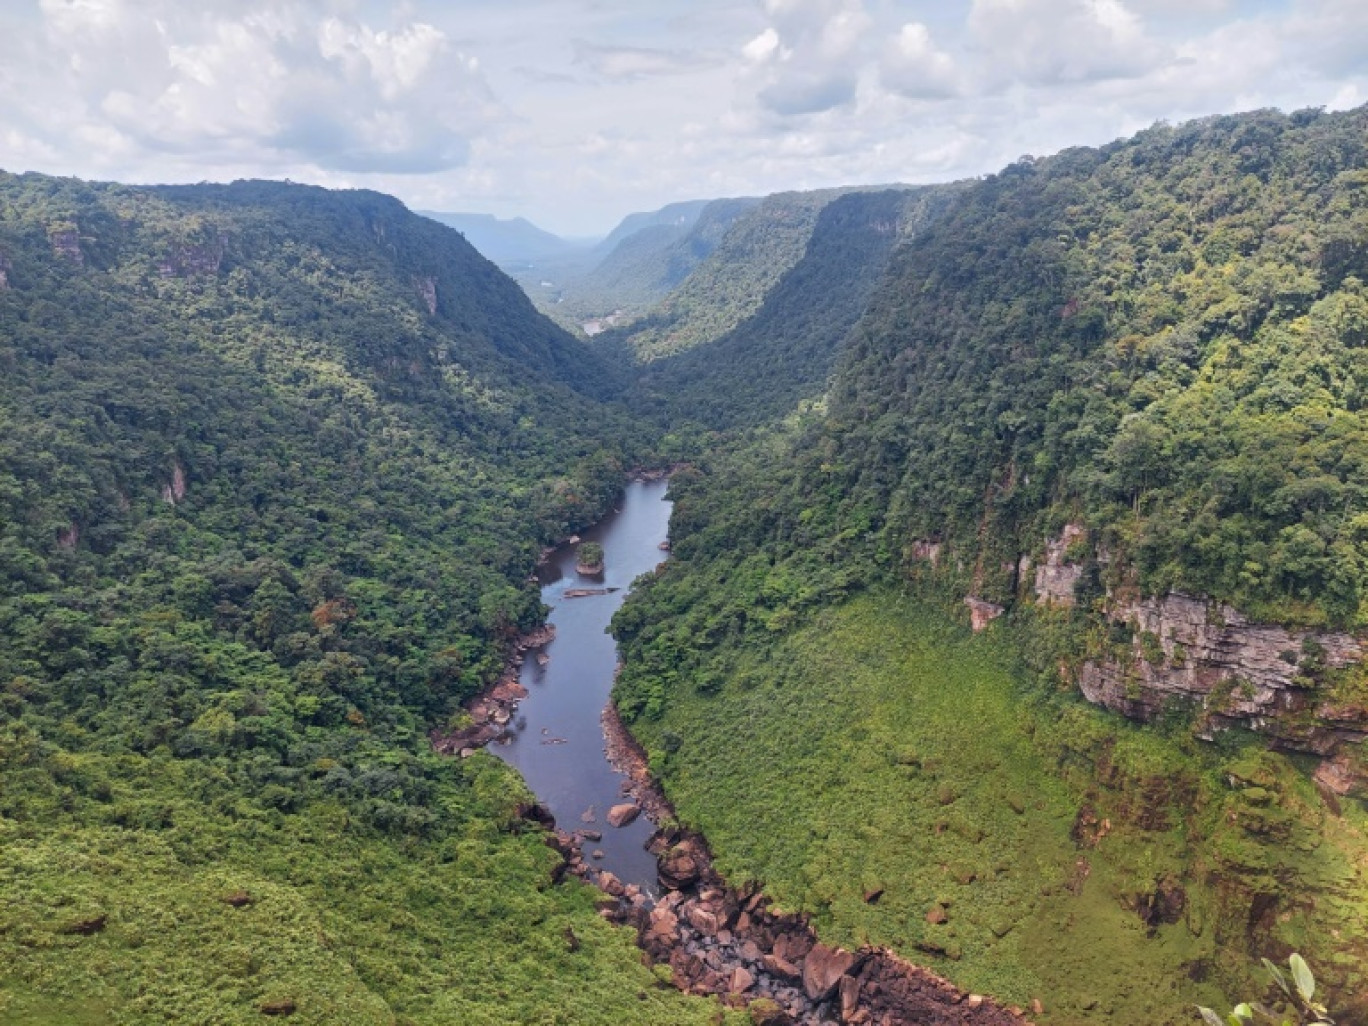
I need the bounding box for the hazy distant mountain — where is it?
[592,199,714,259]
[571,196,762,315]
[501,197,761,331]
[419,210,592,264]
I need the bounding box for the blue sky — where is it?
[0,0,1364,235]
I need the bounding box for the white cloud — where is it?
[573,41,722,80]
[12,0,496,175]
[880,22,959,99]
[742,0,872,116]
[967,0,1163,87]
[0,0,1365,236]
[742,27,781,63]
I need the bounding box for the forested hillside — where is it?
[0,173,723,1024]
[611,106,1368,1024]
[555,197,761,323]
[831,107,1368,626]
[613,187,867,362]
[628,186,962,429]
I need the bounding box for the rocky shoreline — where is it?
[430,623,554,756]
[432,473,1030,1024]
[596,703,1031,1026]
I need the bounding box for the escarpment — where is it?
[916,522,1368,791]
[1076,592,1366,748]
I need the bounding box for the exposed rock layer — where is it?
[1078,592,1366,749]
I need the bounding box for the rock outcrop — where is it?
[160,462,188,505]
[1077,592,1368,774]
[416,275,438,316]
[910,539,943,565]
[159,239,224,278]
[965,596,1004,632]
[48,226,83,266]
[1033,523,1084,607]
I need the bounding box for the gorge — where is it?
[3,103,1368,1026]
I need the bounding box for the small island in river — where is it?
[575,540,605,576]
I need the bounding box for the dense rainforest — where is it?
[613,106,1368,1024]
[0,173,728,1025]
[6,103,1368,1026]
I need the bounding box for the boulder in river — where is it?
[606,802,641,828]
[658,845,702,890]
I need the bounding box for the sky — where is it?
[0,0,1365,237]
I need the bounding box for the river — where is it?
[491,477,671,892]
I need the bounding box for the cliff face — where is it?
[1078,592,1364,741]
[1031,523,1084,607]
[1013,526,1368,791]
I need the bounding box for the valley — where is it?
[3,102,1368,1026]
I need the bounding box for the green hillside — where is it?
[610,106,1368,1024]
[827,107,1368,625]
[629,186,962,429]
[558,197,761,322]
[614,187,867,363]
[0,172,724,1025]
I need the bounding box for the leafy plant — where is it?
[1198,954,1334,1026]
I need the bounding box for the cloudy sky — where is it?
[1,0,1365,236]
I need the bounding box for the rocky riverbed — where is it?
[430,624,555,757]
[588,706,1031,1026]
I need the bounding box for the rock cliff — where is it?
[1032,523,1084,607]
[1077,591,1367,752]
[1009,526,1368,793]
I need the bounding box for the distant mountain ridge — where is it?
[592,199,714,258]
[418,209,590,264]
[500,195,763,331]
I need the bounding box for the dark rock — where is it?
[63,915,107,935]
[762,953,802,982]
[221,890,254,908]
[686,905,722,936]
[801,942,858,1002]
[840,974,862,1021]
[259,998,297,1016]
[516,801,556,830]
[658,847,702,890]
[1132,874,1186,930]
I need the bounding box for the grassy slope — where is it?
[0,750,726,1026]
[623,589,1368,1024]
